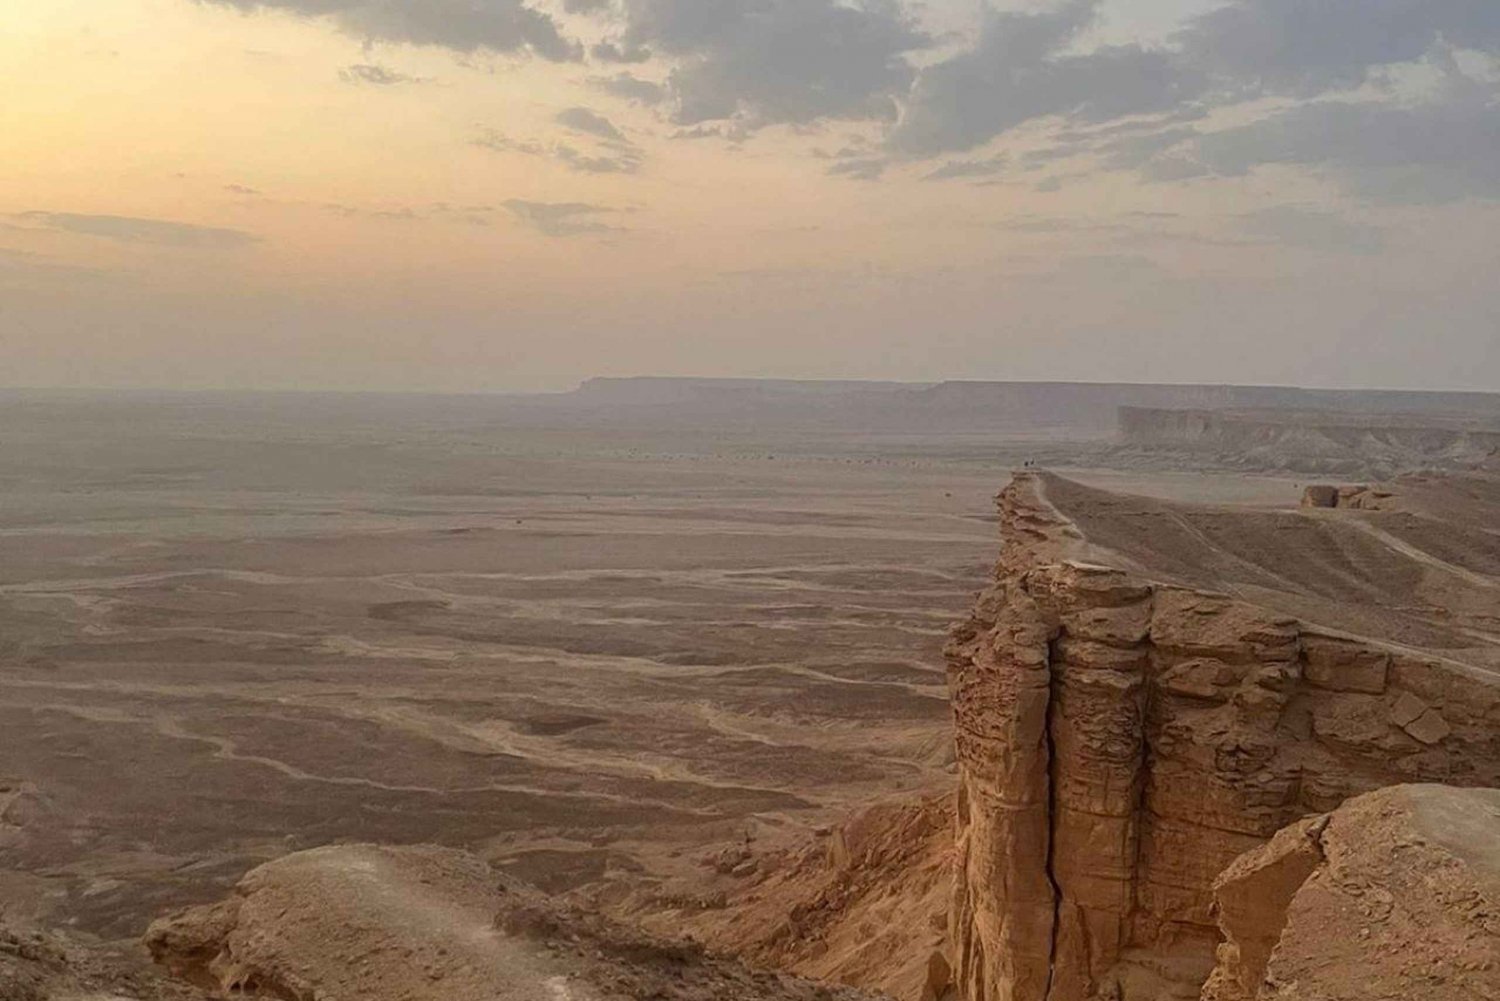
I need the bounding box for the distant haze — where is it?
[3,1,1499,392]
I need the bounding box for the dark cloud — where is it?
[339,62,426,85]
[502,199,621,236]
[556,106,628,142]
[884,0,1500,203]
[1177,0,1500,97]
[203,0,579,61]
[890,1,1203,156]
[588,72,666,105]
[1177,88,1500,202]
[15,212,260,248]
[611,0,928,128]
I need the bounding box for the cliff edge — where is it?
[1203,783,1500,1001]
[946,472,1500,1001]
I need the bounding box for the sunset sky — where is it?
[3,0,1498,391]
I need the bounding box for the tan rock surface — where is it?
[611,796,956,1001]
[0,918,212,1001]
[1202,784,1500,1001]
[947,473,1500,1001]
[144,843,882,1001]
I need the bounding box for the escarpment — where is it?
[947,473,1500,1001]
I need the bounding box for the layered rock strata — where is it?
[946,473,1500,1001]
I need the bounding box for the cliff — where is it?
[946,473,1500,1001]
[615,795,957,1001]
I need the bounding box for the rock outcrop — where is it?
[1202,783,1500,1000]
[1297,484,1392,510]
[0,918,212,1001]
[619,795,956,1001]
[946,473,1500,1001]
[145,843,883,1001]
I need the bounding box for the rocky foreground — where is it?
[6,843,882,1001]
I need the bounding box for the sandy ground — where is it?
[0,397,1030,941]
[0,393,1338,946]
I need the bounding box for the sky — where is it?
[2,0,1498,392]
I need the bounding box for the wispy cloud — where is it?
[501,199,623,237]
[474,114,645,175]
[827,157,888,181]
[924,154,1010,181]
[14,212,260,248]
[339,63,428,86]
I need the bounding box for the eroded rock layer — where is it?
[1203,783,1500,1001]
[145,844,883,1001]
[947,473,1500,1001]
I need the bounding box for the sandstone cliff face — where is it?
[946,474,1500,1001]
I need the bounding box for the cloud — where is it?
[471,129,546,157]
[924,154,1009,181]
[611,0,929,129]
[588,72,667,105]
[669,121,748,142]
[339,63,427,85]
[890,1,1203,156]
[15,212,259,248]
[590,40,652,63]
[880,0,1500,204]
[556,106,628,142]
[501,199,621,236]
[1177,0,1500,98]
[225,184,262,195]
[827,157,888,181]
[555,143,643,173]
[1174,87,1500,202]
[477,115,644,174]
[203,0,579,61]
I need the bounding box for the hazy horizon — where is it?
[5,373,1500,397]
[6,0,1500,392]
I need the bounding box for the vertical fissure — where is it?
[1125,587,1159,951]
[1041,632,1064,1001]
